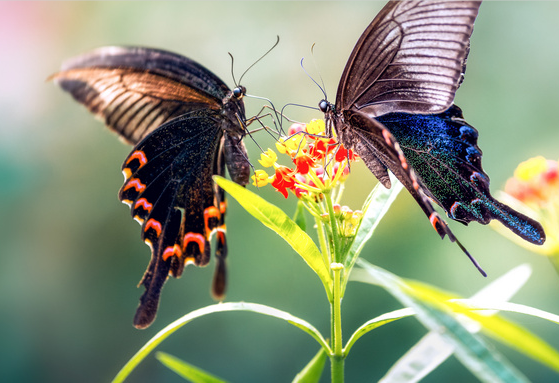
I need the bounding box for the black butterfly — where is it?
[51,46,251,328]
[319,0,545,270]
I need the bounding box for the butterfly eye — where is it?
[319,100,330,113]
[233,86,246,99]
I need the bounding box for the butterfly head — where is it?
[232,85,246,100]
[320,99,336,114]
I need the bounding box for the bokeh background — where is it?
[1,1,559,382]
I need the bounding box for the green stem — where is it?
[315,216,331,269]
[330,263,344,382]
[325,191,341,263]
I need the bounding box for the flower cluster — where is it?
[497,156,559,256]
[252,119,363,244]
[252,120,356,200]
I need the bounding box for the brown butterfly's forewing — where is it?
[52,47,249,328]
[50,46,232,145]
[337,1,481,118]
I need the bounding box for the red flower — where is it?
[293,154,315,175]
[271,166,296,198]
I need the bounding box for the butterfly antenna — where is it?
[301,57,327,101]
[229,52,238,87]
[238,35,280,85]
[310,43,328,99]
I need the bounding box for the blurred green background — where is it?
[1,1,559,382]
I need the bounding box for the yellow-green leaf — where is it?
[214,176,332,294]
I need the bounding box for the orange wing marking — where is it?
[126,150,148,168]
[204,206,221,234]
[123,178,146,193]
[145,219,162,237]
[183,232,205,255]
[162,244,182,261]
[134,198,153,213]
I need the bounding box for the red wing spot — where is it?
[145,219,162,237]
[382,129,392,145]
[134,198,153,213]
[183,232,205,255]
[204,206,221,233]
[429,212,441,232]
[398,153,408,170]
[126,150,148,168]
[162,244,182,261]
[123,178,146,192]
[412,176,420,191]
[219,201,227,215]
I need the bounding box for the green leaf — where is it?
[156,352,226,383]
[293,200,307,231]
[342,175,403,291]
[408,282,559,375]
[344,308,415,356]
[355,260,531,383]
[112,302,330,383]
[292,348,328,383]
[377,264,533,383]
[214,176,332,295]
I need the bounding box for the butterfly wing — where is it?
[341,110,454,240]
[337,1,481,118]
[120,109,231,329]
[376,105,545,245]
[50,46,235,144]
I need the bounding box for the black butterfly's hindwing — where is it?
[52,46,250,329]
[120,110,234,328]
[337,1,481,117]
[376,106,545,244]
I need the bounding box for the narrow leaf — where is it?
[344,308,415,356]
[408,282,559,375]
[113,302,330,383]
[355,260,530,383]
[156,352,226,383]
[378,264,532,382]
[292,348,328,383]
[214,176,332,294]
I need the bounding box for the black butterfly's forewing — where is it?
[50,46,234,145]
[376,105,545,244]
[120,110,229,328]
[337,1,481,117]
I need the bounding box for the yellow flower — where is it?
[306,119,326,135]
[252,169,270,187]
[258,149,278,168]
